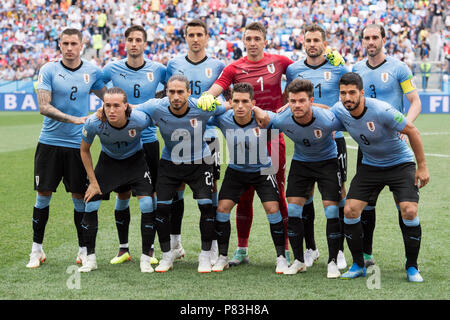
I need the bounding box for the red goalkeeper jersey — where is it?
[214,53,293,112]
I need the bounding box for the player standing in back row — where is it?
[205,22,293,265]
[102,25,166,265]
[352,24,421,267]
[165,19,225,264]
[285,25,349,270]
[27,28,105,269]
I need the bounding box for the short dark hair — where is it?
[303,25,326,41]
[60,28,82,41]
[244,22,267,39]
[167,74,190,91]
[125,25,147,42]
[185,19,208,35]
[361,24,386,40]
[286,79,314,98]
[232,82,254,100]
[103,87,131,119]
[339,72,364,90]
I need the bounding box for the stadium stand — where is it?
[0,0,447,92]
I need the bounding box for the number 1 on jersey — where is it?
[257,76,264,91]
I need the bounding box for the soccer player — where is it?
[165,19,225,263]
[27,28,105,269]
[352,24,422,267]
[206,22,293,266]
[332,73,429,282]
[207,83,288,274]
[285,25,349,270]
[79,87,156,273]
[265,79,344,278]
[102,25,166,265]
[137,75,228,273]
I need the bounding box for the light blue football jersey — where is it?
[352,56,416,113]
[286,59,349,139]
[137,97,227,163]
[166,55,225,139]
[269,107,344,162]
[209,110,273,172]
[103,58,166,143]
[82,110,153,160]
[331,98,414,167]
[37,59,104,148]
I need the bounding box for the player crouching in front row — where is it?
[79,87,156,273]
[208,83,289,274]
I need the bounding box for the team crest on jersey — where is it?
[253,127,261,137]
[367,122,376,132]
[324,71,331,81]
[267,63,275,74]
[147,72,154,82]
[128,129,137,137]
[83,74,90,84]
[190,118,198,128]
[381,72,389,83]
[205,68,213,78]
[314,129,322,139]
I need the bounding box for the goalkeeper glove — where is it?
[197,92,221,112]
[325,48,345,66]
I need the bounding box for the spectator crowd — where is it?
[0,0,447,81]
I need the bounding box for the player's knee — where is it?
[400,203,418,221]
[344,204,360,219]
[264,203,280,215]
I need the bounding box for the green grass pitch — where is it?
[0,112,449,300]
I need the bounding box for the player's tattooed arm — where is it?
[37,89,87,124]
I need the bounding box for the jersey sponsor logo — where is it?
[267,63,275,74]
[190,118,198,128]
[128,129,137,137]
[205,68,213,78]
[381,72,389,83]
[241,69,249,74]
[147,72,154,82]
[83,74,90,84]
[366,121,376,132]
[296,73,304,78]
[253,127,261,137]
[314,129,322,138]
[58,73,66,80]
[324,71,331,81]
[119,73,127,79]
